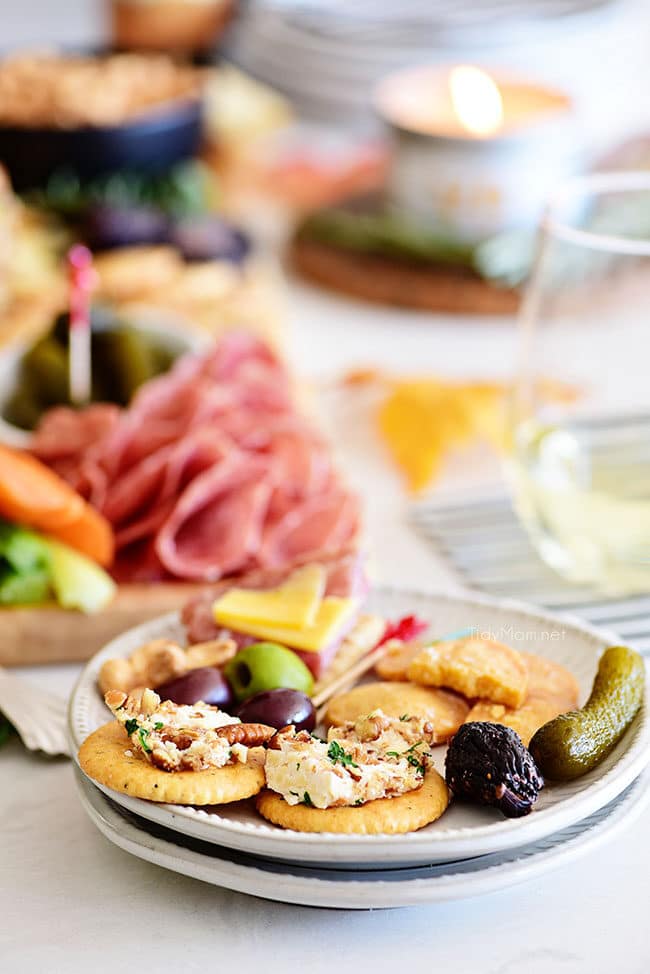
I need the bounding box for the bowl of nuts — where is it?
[0,52,205,191]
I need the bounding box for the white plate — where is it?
[75,766,650,909]
[70,587,650,868]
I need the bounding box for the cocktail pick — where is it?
[67,244,96,406]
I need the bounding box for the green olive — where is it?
[224,642,314,703]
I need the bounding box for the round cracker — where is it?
[324,681,469,743]
[464,653,581,745]
[464,698,560,747]
[78,721,266,805]
[375,642,422,681]
[256,769,449,834]
[523,652,580,710]
[407,638,529,709]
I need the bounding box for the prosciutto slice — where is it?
[31,334,360,583]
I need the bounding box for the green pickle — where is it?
[23,338,70,405]
[530,645,645,780]
[3,306,183,429]
[92,327,157,405]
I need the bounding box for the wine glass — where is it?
[508,170,650,595]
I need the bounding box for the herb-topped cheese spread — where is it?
[264,711,436,809]
[105,688,246,772]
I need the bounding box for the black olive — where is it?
[445,722,544,819]
[84,203,169,251]
[170,216,251,264]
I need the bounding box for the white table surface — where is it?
[3,1,650,971]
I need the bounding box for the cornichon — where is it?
[529,646,645,781]
[3,308,183,430]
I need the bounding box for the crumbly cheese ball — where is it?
[265,711,436,809]
[106,688,245,772]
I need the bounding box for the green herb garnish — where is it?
[154,722,164,730]
[303,792,314,807]
[124,718,139,736]
[385,742,427,774]
[405,741,427,774]
[406,754,426,775]
[354,798,364,806]
[399,714,410,721]
[327,740,358,768]
[138,728,152,753]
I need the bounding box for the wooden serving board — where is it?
[1,583,207,667]
[290,237,520,315]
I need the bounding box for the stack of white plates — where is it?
[223,0,619,122]
[70,587,650,908]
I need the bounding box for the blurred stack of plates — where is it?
[225,0,620,124]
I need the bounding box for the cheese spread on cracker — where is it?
[105,688,246,773]
[264,711,436,809]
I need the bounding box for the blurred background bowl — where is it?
[0,96,203,193]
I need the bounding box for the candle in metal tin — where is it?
[374,65,579,245]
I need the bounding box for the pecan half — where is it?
[215,723,276,747]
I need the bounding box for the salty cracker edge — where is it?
[255,768,449,835]
[78,721,266,805]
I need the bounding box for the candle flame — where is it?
[449,66,504,136]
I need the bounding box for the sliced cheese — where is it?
[213,564,326,630]
[214,595,358,653]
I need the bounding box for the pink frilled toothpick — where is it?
[67,244,96,406]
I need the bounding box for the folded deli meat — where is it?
[31,334,360,583]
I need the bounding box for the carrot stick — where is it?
[0,444,114,566]
[49,505,114,568]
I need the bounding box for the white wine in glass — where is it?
[508,171,650,594]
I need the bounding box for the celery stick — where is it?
[46,540,116,614]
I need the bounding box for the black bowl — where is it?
[0,96,203,192]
